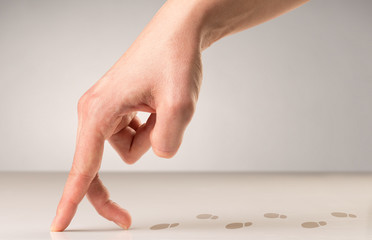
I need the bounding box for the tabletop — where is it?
[0,172,371,240]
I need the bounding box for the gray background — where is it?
[0,0,371,172]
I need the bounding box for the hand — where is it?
[51,1,202,231]
[51,0,308,231]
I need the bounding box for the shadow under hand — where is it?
[50,228,132,240]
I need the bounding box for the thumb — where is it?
[150,102,194,158]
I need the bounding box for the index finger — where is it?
[50,127,104,232]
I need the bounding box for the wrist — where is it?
[157,0,220,52]
[160,0,232,51]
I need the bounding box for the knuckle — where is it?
[96,200,112,216]
[123,152,140,165]
[70,165,96,181]
[167,98,195,121]
[77,92,89,111]
[124,157,137,165]
[114,149,138,165]
[77,90,102,117]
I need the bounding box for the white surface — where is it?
[1,0,372,172]
[0,172,371,240]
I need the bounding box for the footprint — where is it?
[225,222,252,229]
[264,213,287,219]
[301,221,327,229]
[331,212,357,218]
[150,223,179,230]
[196,213,219,220]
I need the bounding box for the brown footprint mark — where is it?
[264,213,287,219]
[225,222,252,229]
[150,223,179,230]
[331,212,357,218]
[197,214,219,220]
[301,221,327,229]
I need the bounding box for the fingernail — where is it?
[50,226,58,232]
[115,222,128,230]
[50,224,61,232]
[146,114,156,128]
[50,218,56,232]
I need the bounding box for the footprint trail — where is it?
[301,221,327,229]
[196,214,219,220]
[331,212,357,218]
[264,213,287,219]
[150,223,179,230]
[225,222,253,229]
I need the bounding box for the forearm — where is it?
[161,0,309,50]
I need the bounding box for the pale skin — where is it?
[51,0,309,231]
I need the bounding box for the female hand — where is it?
[51,1,202,231]
[51,0,308,231]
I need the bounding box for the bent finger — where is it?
[109,113,155,164]
[86,174,131,229]
[150,103,194,158]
